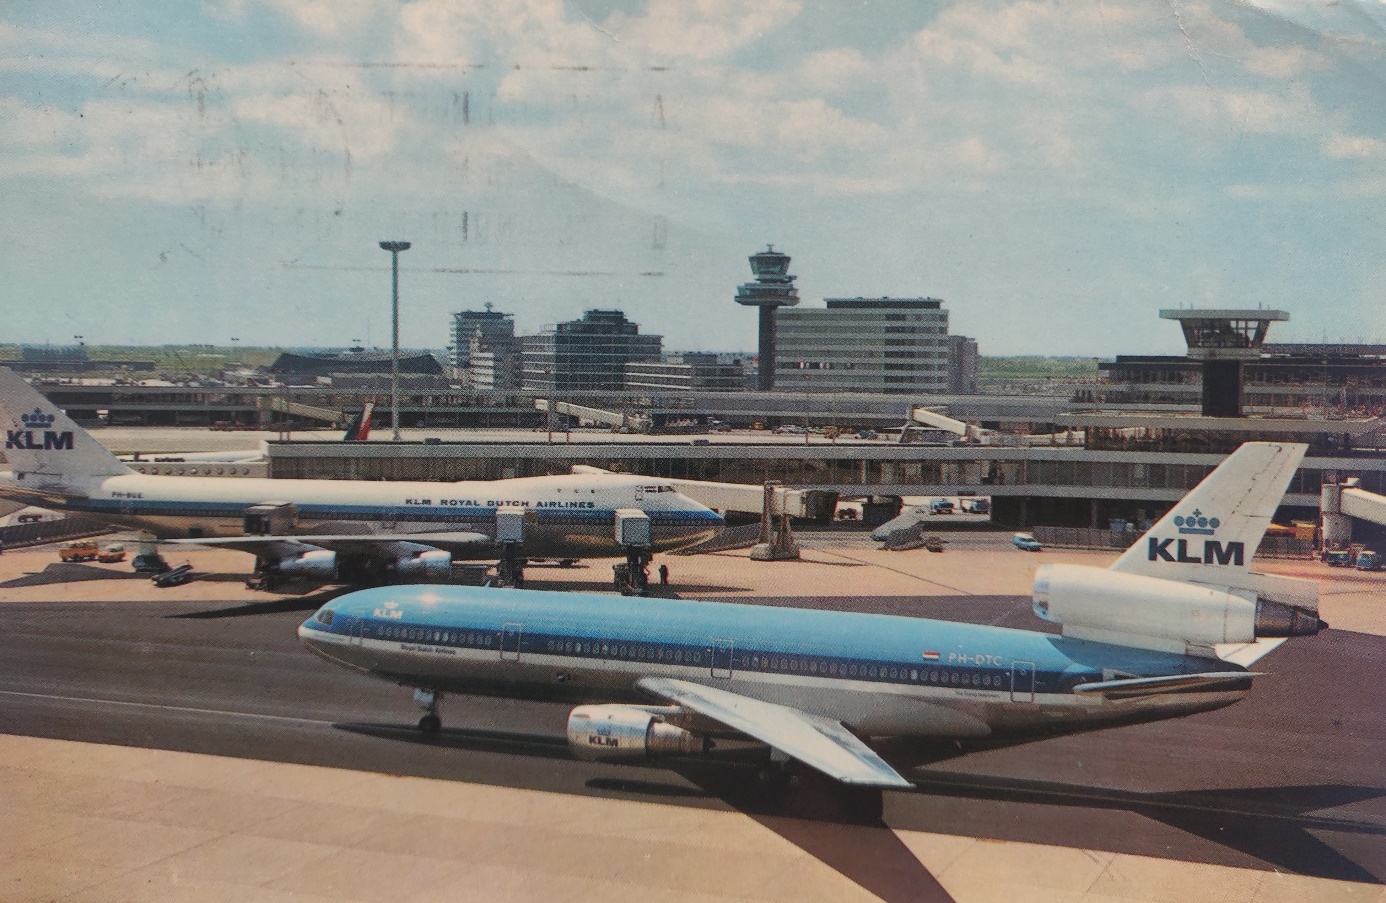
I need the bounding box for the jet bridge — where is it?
[535,399,651,434]
[1322,481,1386,548]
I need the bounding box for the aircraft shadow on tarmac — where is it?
[333,720,1386,898]
[337,720,956,903]
[0,562,148,587]
[168,587,347,619]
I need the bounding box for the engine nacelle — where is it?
[390,550,453,581]
[269,549,338,579]
[1033,563,1323,649]
[567,705,705,761]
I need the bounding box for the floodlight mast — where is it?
[379,240,412,441]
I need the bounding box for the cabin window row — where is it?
[379,625,493,647]
[543,639,703,665]
[747,655,1006,688]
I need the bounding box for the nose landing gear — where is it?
[414,688,443,734]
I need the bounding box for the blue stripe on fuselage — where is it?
[66,497,722,527]
[302,586,1220,694]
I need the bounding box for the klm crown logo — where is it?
[1173,509,1220,536]
[1149,506,1243,567]
[20,409,55,429]
[6,408,74,452]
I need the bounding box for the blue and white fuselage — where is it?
[299,442,1325,789]
[299,586,1250,742]
[0,367,721,584]
[0,469,721,558]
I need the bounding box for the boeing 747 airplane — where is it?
[299,442,1325,797]
[0,368,721,589]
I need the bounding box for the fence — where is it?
[1032,526,1316,560]
[0,516,115,550]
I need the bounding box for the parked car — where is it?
[929,499,954,515]
[1012,532,1043,552]
[1357,550,1381,571]
[1323,549,1352,567]
[96,543,127,563]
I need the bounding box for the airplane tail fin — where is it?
[1031,442,1322,658]
[1110,442,1307,581]
[0,368,132,480]
[343,402,374,441]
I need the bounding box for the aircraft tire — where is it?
[418,713,442,734]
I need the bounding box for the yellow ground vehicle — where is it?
[59,540,100,562]
[97,543,127,563]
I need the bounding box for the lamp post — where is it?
[379,241,411,441]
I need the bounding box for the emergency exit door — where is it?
[711,639,734,679]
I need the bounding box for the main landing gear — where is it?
[751,755,885,823]
[415,688,443,734]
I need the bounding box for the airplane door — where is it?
[1010,661,1036,703]
[500,623,522,662]
[711,639,733,679]
[348,616,364,647]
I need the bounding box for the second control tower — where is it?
[734,245,800,390]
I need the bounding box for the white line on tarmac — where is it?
[0,689,335,727]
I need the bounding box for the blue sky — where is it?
[1,0,1383,355]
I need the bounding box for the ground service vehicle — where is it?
[1357,550,1381,571]
[153,564,194,587]
[59,540,99,562]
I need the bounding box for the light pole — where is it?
[379,240,411,441]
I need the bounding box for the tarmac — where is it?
[2,530,1384,903]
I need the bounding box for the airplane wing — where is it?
[635,676,913,788]
[162,532,492,556]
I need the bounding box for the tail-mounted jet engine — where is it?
[567,705,708,761]
[1032,563,1325,649]
[390,549,453,582]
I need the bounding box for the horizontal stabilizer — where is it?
[1214,637,1289,668]
[1072,671,1257,701]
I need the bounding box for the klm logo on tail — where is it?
[6,409,74,452]
[1147,509,1243,566]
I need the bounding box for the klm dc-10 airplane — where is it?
[300,442,1326,793]
[0,369,721,589]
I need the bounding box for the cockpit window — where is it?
[315,609,334,626]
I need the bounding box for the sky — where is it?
[1,0,1384,356]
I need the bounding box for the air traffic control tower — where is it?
[1159,307,1290,417]
[734,245,800,390]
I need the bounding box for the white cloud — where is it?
[1322,130,1386,159]
[605,0,803,61]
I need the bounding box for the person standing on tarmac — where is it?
[658,563,669,585]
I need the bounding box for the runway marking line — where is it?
[0,689,334,728]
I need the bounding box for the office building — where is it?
[521,309,662,393]
[775,297,952,394]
